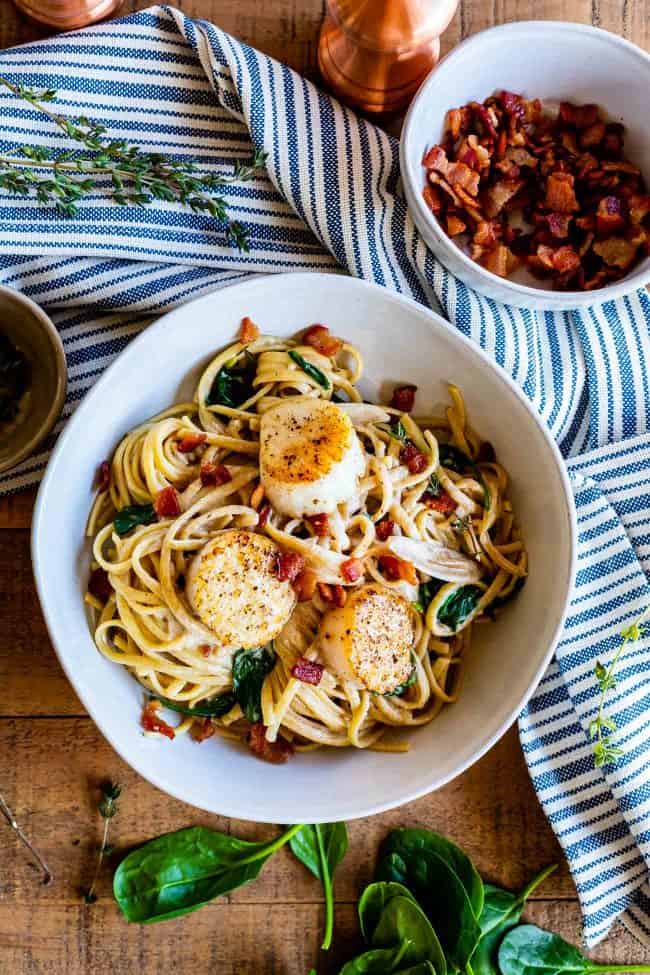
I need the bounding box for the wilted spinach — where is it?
[151,692,237,719]
[438,443,490,508]
[288,350,330,390]
[498,925,650,975]
[113,503,156,537]
[113,823,304,923]
[232,645,276,722]
[290,822,348,950]
[436,585,483,633]
[384,655,418,698]
[206,350,257,408]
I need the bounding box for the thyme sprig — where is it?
[0,77,267,249]
[83,781,121,904]
[590,610,649,767]
[0,788,52,884]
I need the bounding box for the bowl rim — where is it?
[0,285,67,475]
[31,271,577,821]
[401,20,650,306]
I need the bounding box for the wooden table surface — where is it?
[0,1,648,972]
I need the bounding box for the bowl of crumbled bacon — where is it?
[401,21,650,310]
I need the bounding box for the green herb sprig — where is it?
[0,787,52,884]
[288,350,331,390]
[83,781,121,904]
[0,78,267,249]
[590,610,648,768]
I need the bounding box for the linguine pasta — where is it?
[85,321,526,761]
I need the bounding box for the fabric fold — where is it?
[0,5,648,945]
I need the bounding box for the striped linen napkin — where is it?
[0,5,648,947]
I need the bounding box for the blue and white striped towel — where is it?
[0,5,648,947]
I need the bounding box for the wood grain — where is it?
[0,0,648,971]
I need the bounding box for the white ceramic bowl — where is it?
[32,273,576,823]
[401,22,650,311]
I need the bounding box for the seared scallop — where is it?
[259,399,365,519]
[186,530,295,648]
[318,583,414,694]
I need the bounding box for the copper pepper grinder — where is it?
[13,0,123,30]
[318,0,459,115]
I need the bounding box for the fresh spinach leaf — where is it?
[377,830,483,970]
[113,503,156,537]
[417,580,443,614]
[151,692,237,719]
[359,882,418,942]
[478,866,556,940]
[206,350,256,408]
[290,822,348,950]
[372,896,447,975]
[379,828,484,919]
[288,350,331,390]
[498,924,650,975]
[232,645,276,723]
[436,585,484,633]
[113,823,304,923]
[340,942,411,975]
[393,965,436,975]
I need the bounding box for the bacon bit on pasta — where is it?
[239,316,260,344]
[199,644,214,658]
[422,92,649,291]
[154,486,181,518]
[424,490,456,514]
[293,567,317,602]
[390,384,417,412]
[317,581,347,607]
[190,718,215,742]
[341,557,364,583]
[95,460,111,493]
[256,502,271,529]
[248,722,293,763]
[375,517,395,541]
[400,442,428,475]
[378,554,418,585]
[276,550,306,583]
[200,462,232,487]
[306,512,330,537]
[303,324,343,357]
[141,700,176,740]
[88,567,112,603]
[250,482,265,510]
[291,657,324,685]
[177,432,207,453]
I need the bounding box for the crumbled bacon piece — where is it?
[483,179,525,218]
[629,195,650,225]
[547,213,572,238]
[88,567,112,603]
[190,718,215,742]
[375,517,395,541]
[545,172,579,213]
[141,700,175,740]
[248,722,293,764]
[239,316,260,344]
[596,196,626,235]
[276,550,306,583]
[559,102,599,129]
[482,244,518,278]
[390,384,417,412]
[95,460,110,493]
[422,185,443,214]
[154,486,181,518]
[177,432,207,453]
[400,442,428,475]
[341,557,364,583]
[200,462,232,487]
[580,122,606,149]
[199,644,214,658]
[317,582,346,607]
[303,324,343,357]
[447,214,466,236]
[256,502,271,529]
[593,237,639,269]
[423,490,456,514]
[293,567,317,602]
[378,554,418,585]
[306,513,330,537]
[291,657,324,685]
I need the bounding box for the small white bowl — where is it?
[32,273,576,823]
[401,22,650,311]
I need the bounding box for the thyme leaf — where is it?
[83,781,122,904]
